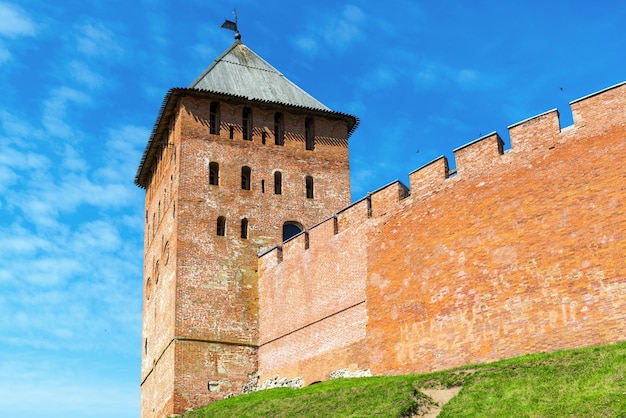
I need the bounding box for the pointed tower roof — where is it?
[189,41,330,111]
[135,40,358,188]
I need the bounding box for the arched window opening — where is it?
[283,222,303,241]
[241,218,248,239]
[242,107,252,140]
[274,112,284,145]
[210,102,220,135]
[216,216,226,236]
[241,166,251,190]
[209,162,219,185]
[274,171,282,195]
[305,117,315,150]
[306,176,314,199]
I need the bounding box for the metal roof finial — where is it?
[221,8,241,41]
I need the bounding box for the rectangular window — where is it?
[210,102,220,135]
[305,117,314,150]
[306,176,314,199]
[241,166,251,190]
[242,107,252,140]
[274,112,284,145]
[274,171,282,194]
[241,218,248,239]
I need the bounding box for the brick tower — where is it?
[135,36,358,417]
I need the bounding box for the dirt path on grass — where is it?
[417,387,462,418]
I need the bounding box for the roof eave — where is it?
[134,88,359,189]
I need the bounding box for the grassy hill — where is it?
[183,341,626,417]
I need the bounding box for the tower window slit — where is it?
[209,162,219,185]
[242,107,252,140]
[241,166,251,190]
[216,216,226,236]
[305,117,314,150]
[241,218,248,239]
[274,112,284,145]
[274,171,282,195]
[306,176,314,199]
[209,102,220,135]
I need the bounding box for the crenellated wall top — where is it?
[259,81,626,264]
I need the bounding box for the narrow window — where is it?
[209,162,219,185]
[209,102,220,135]
[241,218,248,239]
[274,112,284,145]
[242,107,252,140]
[241,166,251,190]
[216,216,226,236]
[305,117,314,150]
[274,171,282,195]
[261,179,265,193]
[306,176,314,199]
[145,338,148,355]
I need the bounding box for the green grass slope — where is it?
[183,341,626,417]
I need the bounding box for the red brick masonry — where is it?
[258,82,626,383]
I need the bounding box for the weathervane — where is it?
[221,9,241,41]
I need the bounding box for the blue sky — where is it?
[0,1,623,416]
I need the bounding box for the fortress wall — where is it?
[408,156,450,199]
[366,81,626,375]
[571,81,626,133]
[509,108,561,154]
[453,132,504,177]
[337,198,370,230]
[257,81,626,384]
[258,203,372,382]
[370,181,410,218]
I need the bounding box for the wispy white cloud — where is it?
[0,2,36,38]
[66,60,105,89]
[75,21,123,59]
[357,54,487,94]
[411,61,483,90]
[0,2,36,65]
[292,4,367,55]
[95,125,151,183]
[42,86,91,139]
[0,101,144,356]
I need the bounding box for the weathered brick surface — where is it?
[140,94,353,417]
[258,82,626,384]
[258,207,371,382]
[142,80,625,415]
